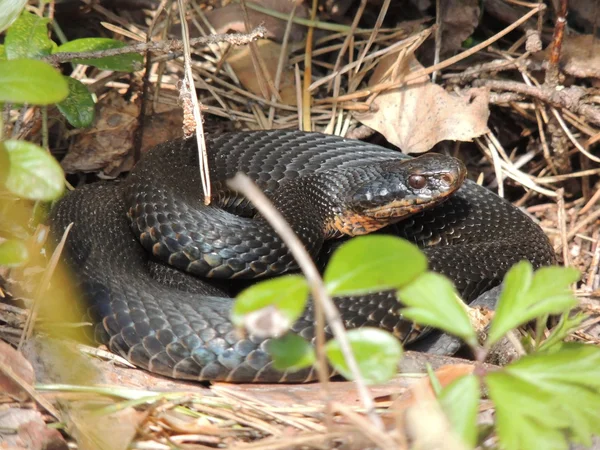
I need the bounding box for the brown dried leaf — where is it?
[0,340,35,401]
[61,92,140,176]
[18,419,69,450]
[547,35,600,80]
[68,404,147,450]
[0,408,68,450]
[227,39,297,105]
[357,53,490,154]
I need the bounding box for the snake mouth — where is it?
[362,186,458,220]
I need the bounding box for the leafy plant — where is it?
[0,2,143,266]
[232,234,595,450]
[1,7,143,129]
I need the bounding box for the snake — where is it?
[49,130,556,382]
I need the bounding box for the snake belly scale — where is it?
[49,130,556,382]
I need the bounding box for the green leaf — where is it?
[0,59,68,104]
[439,374,480,448]
[0,45,6,60]
[2,140,64,201]
[268,333,315,372]
[324,235,427,296]
[397,272,478,347]
[538,312,586,352]
[325,328,402,384]
[5,11,55,59]
[57,77,96,128]
[487,262,579,347]
[232,275,309,335]
[0,0,27,33]
[486,344,600,450]
[0,239,29,267]
[53,38,143,72]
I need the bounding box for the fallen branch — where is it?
[43,25,266,66]
[474,79,600,127]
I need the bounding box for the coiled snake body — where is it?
[49,130,555,382]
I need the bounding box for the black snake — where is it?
[49,130,555,382]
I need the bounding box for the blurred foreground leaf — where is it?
[325,328,402,384]
[0,239,28,267]
[232,275,309,337]
[439,374,480,448]
[0,0,27,34]
[0,59,68,104]
[324,235,427,296]
[268,333,315,372]
[2,140,64,201]
[487,344,600,450]
[398,272,477,347]
[487,262,579,347]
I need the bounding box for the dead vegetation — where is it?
[1,0,600,448]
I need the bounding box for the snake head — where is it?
[327,153,466,236]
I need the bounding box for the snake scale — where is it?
[49,130,555,382]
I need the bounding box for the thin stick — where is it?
[43,26,266,65]
[432,0,442,83]
[545,0,568,87]
[176,0,210,204]
[556,188,570,266]
[354,0,390,74]
[227,173,384,430]
[302,0,318,131]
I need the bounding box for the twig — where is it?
[227,173,384,431]
[354,0,390,74]
[556,188,570,266]
[432,0,442,83]
[302,0,318,131]
[176,0,210,204]
[474,80,600,127]
[43,26,266,65]
[545,0,568,87]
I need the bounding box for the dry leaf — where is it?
[68,403,147,450]
[356,53,490,154]
[546,35,600,80]
[18,419,69,450]
[61,92,140,176]
[227,39,297,105]
[0,340,35,401]
[0,408,68,450]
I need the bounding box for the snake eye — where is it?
[408,174,427,189]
